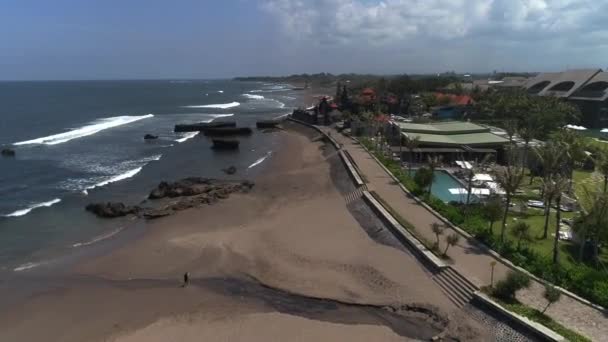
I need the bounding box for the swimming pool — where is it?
[412,170,479,203]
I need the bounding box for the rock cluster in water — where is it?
[1,148,16,157]
[86,178,254,219]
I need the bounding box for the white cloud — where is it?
[262,0,605,44]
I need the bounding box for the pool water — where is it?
[412,170,480,203]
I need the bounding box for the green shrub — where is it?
[413,166,433,192]
[493,271,531,301]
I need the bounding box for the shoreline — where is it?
[0,121,492,341]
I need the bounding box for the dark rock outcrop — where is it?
[222,166,237,175]
[144,134,158,140]
[85,202,139,218]
[174,121,236,132]
[149,178,253,200]
[212,139,240,150]
[1,149,15,157]
[203,127,252,137]
[256,120,282,129]
[87,178,254,219]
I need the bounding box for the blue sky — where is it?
[1,0,607,80]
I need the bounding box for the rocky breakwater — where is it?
[86,177,254,219]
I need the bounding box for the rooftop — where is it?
[526,69,602,98]
[403,131,510,146]
[569,72,608,101]
[395,121,489,135]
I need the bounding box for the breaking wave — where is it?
[176,132,199,143]
[243,94,265,100]
[3,198,62,218]
[248,152,272,169]
[183,102,240,109]
[14,261,47,272]
[14,114,154,146]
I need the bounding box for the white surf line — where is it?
[242,94,265,100]
[3,198,62,218]
[183,102,240,109]
[248,151,273,169]
[176,132,199,143]
[72,226,125,248]
[14,114,154,146]
[14,261,48,272]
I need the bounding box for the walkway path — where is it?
[328,129,607,341]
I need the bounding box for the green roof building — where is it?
[386,121,510,163]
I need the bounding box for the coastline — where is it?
[0,120,492,341]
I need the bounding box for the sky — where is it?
[1,0,607,80]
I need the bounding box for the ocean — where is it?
[0,80,299,274]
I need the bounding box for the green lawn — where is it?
[488,208,579,268]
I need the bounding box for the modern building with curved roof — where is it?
[525,69,608,128]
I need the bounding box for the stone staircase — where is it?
[345,186,367,204]
[433,267,478,308]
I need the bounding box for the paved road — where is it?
[329,128,607,341]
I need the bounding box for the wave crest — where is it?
[242,94,265,100]
[14,114,154,146]
[183,102,240,109]
[3,199,62,218]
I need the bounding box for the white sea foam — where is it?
[248,152,272,169]
[82,160,157,194]
[72,227,125,248]
[274,113,290,120]
[273,100,286,108]
[176,132,199,143]
[14,114,154,146]
[3,198,62,218]
[14,261,47,272]
[242,94,265,100]
[218,90,224,93]
[174,114,234,143]
[183,102,240,109]
[250,89,290,93]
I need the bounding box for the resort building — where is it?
[385,121,510,163]
[525,69,608,128]
[432,93,474,119]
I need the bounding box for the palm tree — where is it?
[504,120,517,144]
[426,155,443,195]
[574,190,608,265]
[542,285,561,313]
[443,233,460,257]
[512,222,532,250]
[555,129,586,194]
[595,150,608,193]
[403,135,420,174]
[534,142,565,238]
[494,162,525,243]
[517,125,536,176]
[431,223,444,248]
[485,197,503,234]
[549,175,569,264]
[541,178,558,239]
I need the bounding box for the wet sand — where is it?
[0,122,488,341]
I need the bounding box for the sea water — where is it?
[0,80,299,274]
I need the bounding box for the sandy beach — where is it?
[0,122,489,341]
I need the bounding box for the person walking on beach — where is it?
[182,272,190,287]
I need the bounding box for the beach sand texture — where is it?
[0,123,488,341]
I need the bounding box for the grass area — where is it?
[480,285,592,342]
[573,169,603,210]
[489,209,579,268]
[492,297,592,342]
[585,136,608,152]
